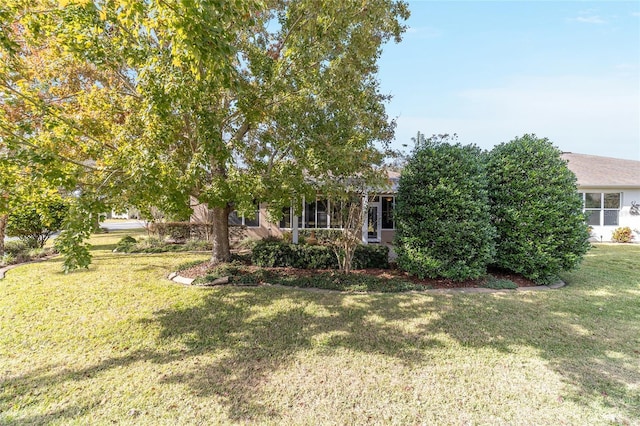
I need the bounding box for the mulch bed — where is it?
[178,262,538,289]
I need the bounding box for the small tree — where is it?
[332,198,365,274]
[486,134,590,284]
[394,136,495,281]
[7,198,68,248]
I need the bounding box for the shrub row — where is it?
[251,239,389,270]
[113,235,212,253]
[148,222,247,243]
[395,134,590,284]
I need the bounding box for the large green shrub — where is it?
[6,198,69,248]
[394,137,495,280]
[486,134,590,284]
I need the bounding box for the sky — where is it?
[378,1,640,161]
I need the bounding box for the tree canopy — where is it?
[1,0,409,269]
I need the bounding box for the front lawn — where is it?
[1,234,638,424]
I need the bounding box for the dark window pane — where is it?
[317,199,328,228]
[244,201,260,227]
[585,193,601,209]
[586,210,600,226]
[381,196,394,229]
[280,206,291,229]
[330,201,342,228]
[244,211,259,227]
[305,200,316,228]
[367,206,378,239]
[604,210,619,226]
[604,193,620,209]
[228,211,242,226]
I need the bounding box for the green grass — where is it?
[1,238,639,424]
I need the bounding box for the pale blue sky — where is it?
[378,1,640,160]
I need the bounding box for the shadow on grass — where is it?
[142,289,446,420]
[2,256,638,423]
[145,282,638,422]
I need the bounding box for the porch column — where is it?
[292,212,299,244]
[361,194,368,245]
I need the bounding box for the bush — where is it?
[6,198,69,248]
[352,245,389,269]
[394,137,495,281]
[486,135,590,284]
[114,235,137,253]
[4,240,28,255]
[0,240,57,266]
[251,239,389,270]
[251,239,297,267]
[611,227,634,243]
[289,244,337,269]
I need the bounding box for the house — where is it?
[561,152,640,242]
[191,171,400,245]
[191,153,640,245]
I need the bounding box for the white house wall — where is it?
[581,188,640,242]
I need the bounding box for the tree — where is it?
[394,136,495,280]
[486,134,590,284]
[1,0,409,269]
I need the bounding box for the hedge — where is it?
[251,239,389,270]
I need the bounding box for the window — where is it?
[381,196,394,229]
[304,198,329,229]
[304,200,317,228]
[579,192,620,226]
[279,206,291,229]
[317,199,328,228]
[279,206,302,229]
[228,201,260,227]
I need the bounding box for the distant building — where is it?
[562,153,640,242]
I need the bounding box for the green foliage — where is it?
[611,227,634,243]
[114,235,137,253]
[54,198,99,273]
[251,239,389,270]
[3,240,27,255]
[250,239,292,268]
[2,0,409,266]
[6,198,68,248]
[290,244,338,269]
[394,136,495,281]
[486,134,590,284]
[175,259,207,272]
[352,245,390,269]
[150,222,214,242]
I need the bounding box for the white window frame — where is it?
[580,192,621,227]
[228,202,261,228]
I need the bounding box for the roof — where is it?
[561,153,640,189]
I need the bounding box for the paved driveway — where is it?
[100,220,147,231]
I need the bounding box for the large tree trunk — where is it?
[0,214,7,257]
[210,205,231,264]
